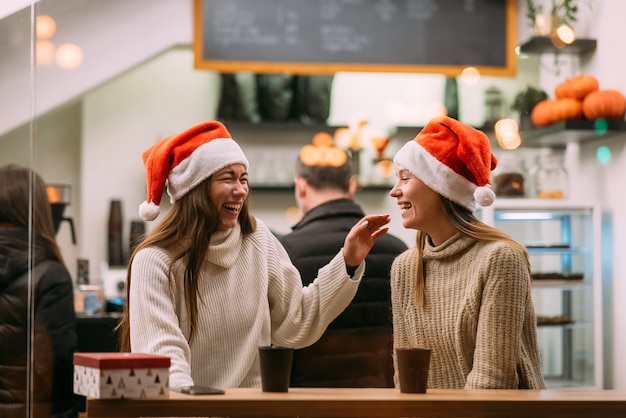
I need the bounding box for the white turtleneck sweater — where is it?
[129,218,363,389]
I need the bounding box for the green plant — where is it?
[511,86,549,115]
[525,0,592,28]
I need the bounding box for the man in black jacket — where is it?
[279,141,407,388]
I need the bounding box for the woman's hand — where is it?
[342,214,391,267]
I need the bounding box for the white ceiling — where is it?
[0,0,192,136]
[0,0,41,20]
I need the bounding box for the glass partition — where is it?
[0,2,83,416]
[0,2,34,417]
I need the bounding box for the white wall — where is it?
[330,55,541,129]
[0,103,82,270]
[569,0,626,391]
[80,48,221,280]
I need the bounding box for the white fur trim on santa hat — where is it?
[393,141,489,212]
[167,137,249,203]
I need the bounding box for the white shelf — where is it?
[486,198,599,210]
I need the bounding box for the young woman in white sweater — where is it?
[389,116,545,390]
[116,120,390,390]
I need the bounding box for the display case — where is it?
[479,199,602,389]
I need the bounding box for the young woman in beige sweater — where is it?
[389,116,545,390]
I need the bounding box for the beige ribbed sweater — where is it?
[391,233,546,389]
[129,218,362,389]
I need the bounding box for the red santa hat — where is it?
[393,116,497,212]
[139,120,249,221]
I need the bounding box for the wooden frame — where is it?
[193,0,517,77]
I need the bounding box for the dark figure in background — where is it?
[0,164,78,418]
[217,72,262,123]
[218,73,333,124]
[279,142,408,387]
[290,74,334,125]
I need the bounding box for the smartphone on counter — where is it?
[175,386,225,395]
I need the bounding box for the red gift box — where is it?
[74,352,170,399]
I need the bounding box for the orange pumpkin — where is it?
[312,132,333,147]
[552,98,583,121]
[582,89,626,120]
[554,75,599,100]
[531,100,556,127]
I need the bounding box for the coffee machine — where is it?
[46,184,76,244]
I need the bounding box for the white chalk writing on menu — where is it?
[199,0,507,68]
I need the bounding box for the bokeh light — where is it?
[594,118,609,136]
[596,146,611,166]
[495,118,518,137]
[555,24,576,44]
[56,43,83,69]
[460,67,481,85]
[495,118,521,150]
[333,127,352,149]
[501,133,521,150]
[36,15,56,40]
[36,40,56,66]
[375,159,395,179]
[284,206,301,225]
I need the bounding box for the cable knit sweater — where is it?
[391,233,546,390]
[129,218,363,389]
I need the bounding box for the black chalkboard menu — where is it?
[193,0,517,76]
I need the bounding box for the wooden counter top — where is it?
[85,387,626,417]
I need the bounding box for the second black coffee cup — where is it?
[258,345,294,392]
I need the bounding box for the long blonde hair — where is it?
[117,177,256,351]
[412,196,530,307]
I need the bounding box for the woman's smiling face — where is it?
[389,165,444,232]
[210,163,249,231]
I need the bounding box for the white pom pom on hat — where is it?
[138,201,160,222]
[393,116,498,212]
[139,121,249,221]
[474,185,496,207]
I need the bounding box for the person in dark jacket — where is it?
[0,164,78,418]
[279,136,408,388]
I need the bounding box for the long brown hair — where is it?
[412,196,530,307]
[117,176,256,352]
[0,164,64,264]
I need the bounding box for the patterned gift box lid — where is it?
[74,352,171,369]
